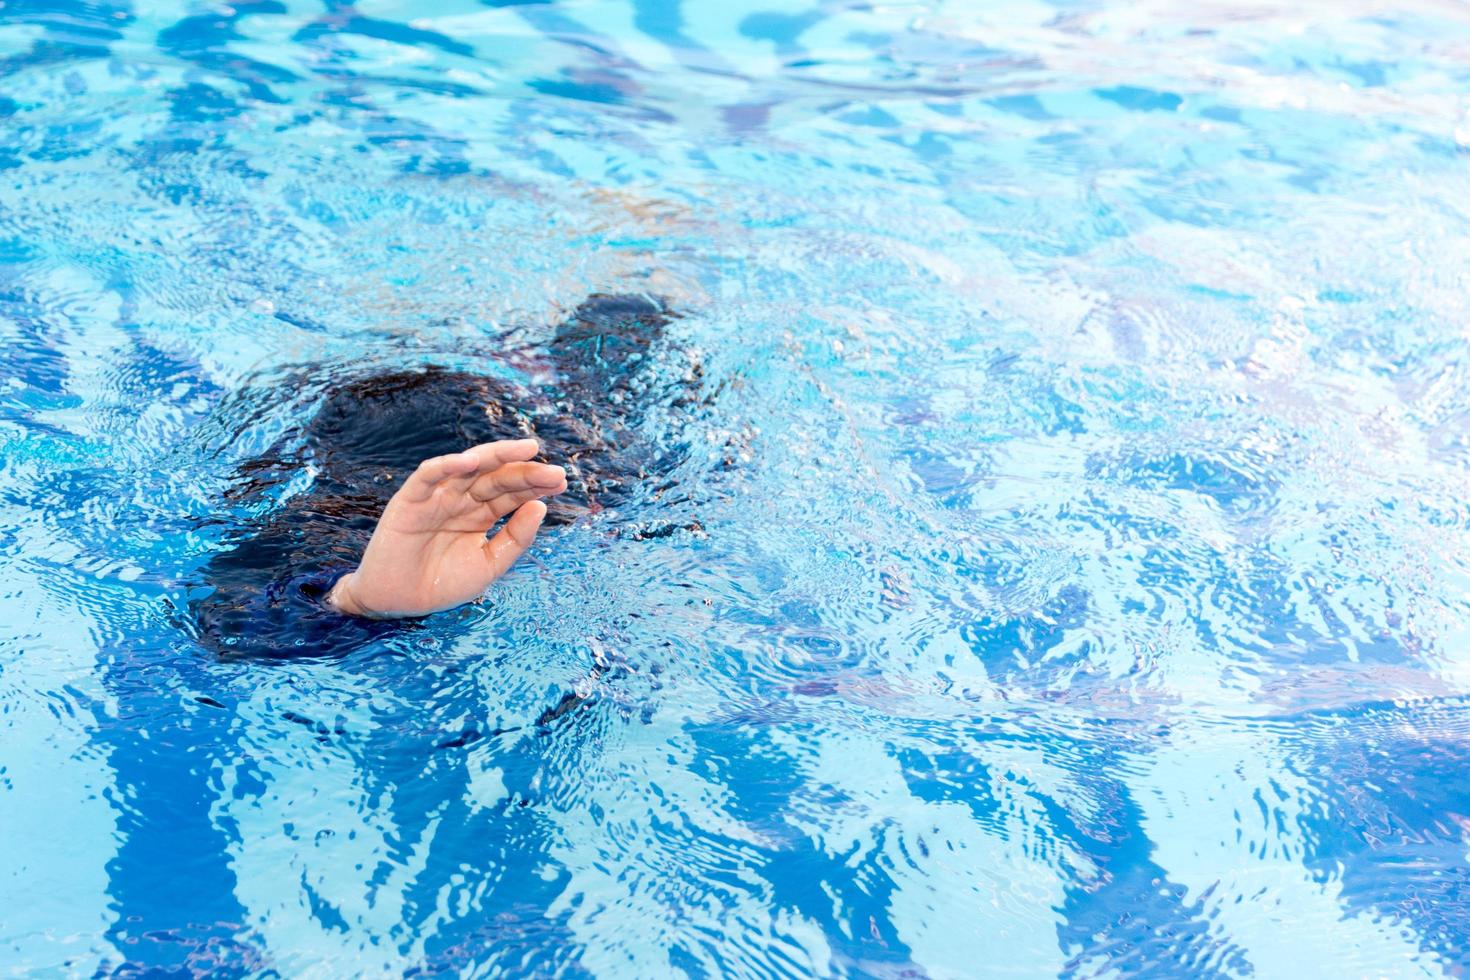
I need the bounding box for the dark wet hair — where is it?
[190,294,682,658]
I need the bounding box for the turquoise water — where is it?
[4,0,1470,974]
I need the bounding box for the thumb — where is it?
[481,500,547,582]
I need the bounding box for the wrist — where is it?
[326,572,366,617]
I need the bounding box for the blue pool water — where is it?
[4,0,1470,974]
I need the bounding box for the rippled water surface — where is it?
[4,0,1470,975]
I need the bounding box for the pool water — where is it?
[3,0,1470,974]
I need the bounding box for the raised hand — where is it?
[326,439,566,618]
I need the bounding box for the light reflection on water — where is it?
[2,0,1470,974]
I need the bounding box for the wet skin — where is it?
[191,294,680,657]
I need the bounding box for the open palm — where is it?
[327,439,566,618]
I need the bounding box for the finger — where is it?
[402,451,479,501]
[468,461,567,502]
[478,486,555,522]
[465,438,541,471]
[481,499,547,581]
[440,438,544,492]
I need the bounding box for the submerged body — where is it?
[192,295,680,656]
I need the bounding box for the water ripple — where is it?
[3,0,1470,975]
